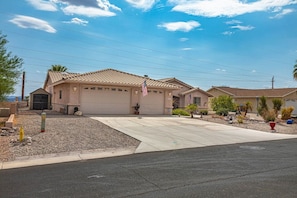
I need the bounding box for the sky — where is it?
[1,0,297,96]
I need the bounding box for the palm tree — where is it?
[294,60,297,80]
[50,64,68,72]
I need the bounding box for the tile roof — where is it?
[209,86,297,97]
[47,69,179,89]
[159,77,193,89]
[181,88,213,97]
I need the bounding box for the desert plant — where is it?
[272,98,283,115]
[281,106,294,120]
[172,108,190,116]
[264,110,276,122]
[237,115,244,124]
[186,104,198,118]
[257,96,268,117]
[243,101,253,117]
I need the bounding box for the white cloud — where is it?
[181,48,192,51]
[158,21,200,32]
[231,25,255,31]
[225,20,242,25]
[270,8,294,18]
[9,15,56,33]
[26,0,57,11]
[222,31,234,35]
[179,37,189,42]
[169,0,297,17]
[252,69,256,73]
[62,5,116,17]
[63,17,88,25]
[125,0,157,11]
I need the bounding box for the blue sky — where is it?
[1,0,297,96]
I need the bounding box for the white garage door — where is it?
[140,90,164,114]
[81,86,130,114]
[285,99,297,115]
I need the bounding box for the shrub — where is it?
[211,95,236,115]
[200,110,208,115]
[172,108,190,116]
[263,110,276,122]
[281,107,294,120]
[216,108,229,116]
[237,115,244,124]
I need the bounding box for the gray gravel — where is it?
[9,110,140,161]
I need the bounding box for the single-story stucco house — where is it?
[207,86,297,115]
[160,78,212,110]
[44,68,180,115]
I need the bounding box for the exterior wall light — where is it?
[73,86,77,92]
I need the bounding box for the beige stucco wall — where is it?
[182,92,209,110]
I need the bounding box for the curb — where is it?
[0,147,136,170]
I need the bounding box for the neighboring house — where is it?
[44,68,179,115]
[160,78,212,110]
[207,86,297,115]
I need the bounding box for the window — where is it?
[59,90,62,99]
[193,97,201,106]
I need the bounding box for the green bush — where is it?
[216,108,229,116]
[172,108,190,116]
[200,110,208,115]
[281,107,294,120]
[211,95,236,115]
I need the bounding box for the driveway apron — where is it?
[89,116,297,153]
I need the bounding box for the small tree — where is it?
[185,104,198,118]
[211,95,236,116]
[0,32,23,101]
[257,96,268,117]
[272,98,282,116]
[243,101,253,117]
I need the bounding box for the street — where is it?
[1,138,297,198]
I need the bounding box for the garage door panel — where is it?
[140,90,164,114]
[81,87,130,114]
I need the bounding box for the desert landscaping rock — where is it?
[0,110,140,162]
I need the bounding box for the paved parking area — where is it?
[89,115,297,153]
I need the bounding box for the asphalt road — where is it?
[1,139,297,198]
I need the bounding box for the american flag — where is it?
[142,80,148,96]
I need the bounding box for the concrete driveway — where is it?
[89,115,296,153]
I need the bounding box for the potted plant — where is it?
[134,103,140,115]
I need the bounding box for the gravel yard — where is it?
[1,110,296,162]
[0,110,140,162]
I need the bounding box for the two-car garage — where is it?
[80,85,165,115]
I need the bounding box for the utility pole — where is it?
[21,71,25,100]
[272,76,274,89]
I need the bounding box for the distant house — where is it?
[43,68,179,115]
[207,86,297,115]
[160,78,212,110]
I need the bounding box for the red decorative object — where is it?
[269,122,276,130]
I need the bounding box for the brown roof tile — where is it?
[211,86,297,97]
[47,69,179,89]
